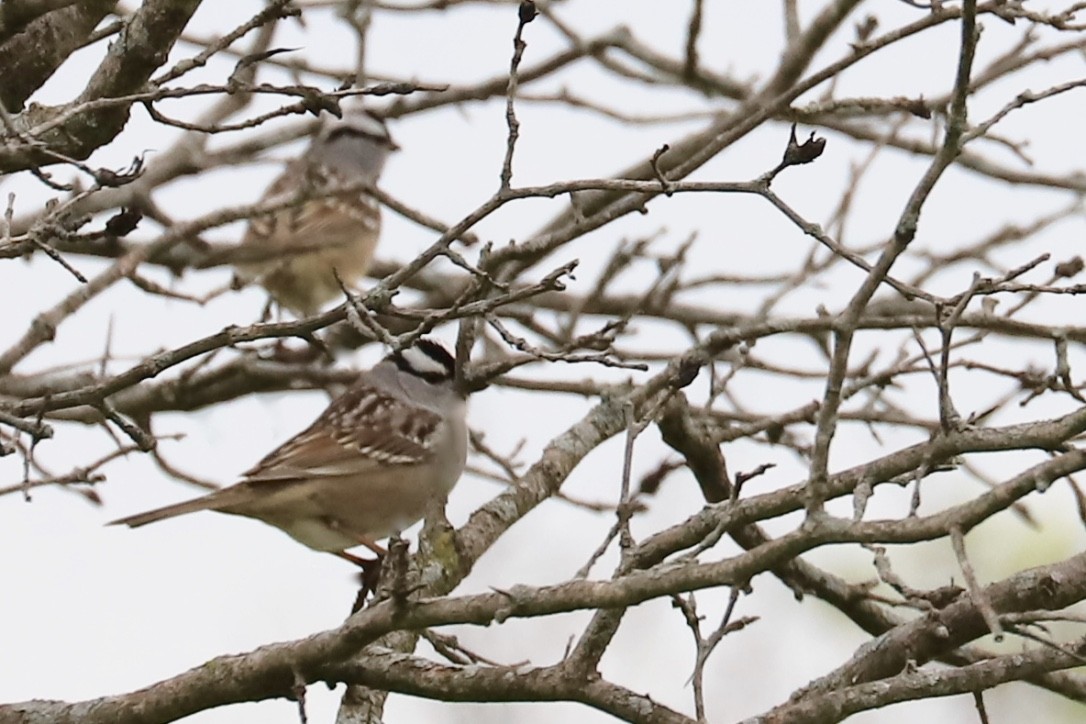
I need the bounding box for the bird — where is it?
[110,338,467,573]
[235,105,398,317]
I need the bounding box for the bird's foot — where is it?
[336,551,384,613]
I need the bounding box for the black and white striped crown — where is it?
[320,108,397,150]
[390,338,455,383]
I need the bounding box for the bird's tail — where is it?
[108,495,222,528]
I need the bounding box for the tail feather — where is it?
[108,495,222,528]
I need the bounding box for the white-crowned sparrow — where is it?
[110,339,467,567]
[236,106,398,317]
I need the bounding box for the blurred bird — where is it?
[236,106,398,317]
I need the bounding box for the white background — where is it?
[2,2,1085,722]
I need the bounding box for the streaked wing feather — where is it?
[244,163,379,246]
[242,384,442,483]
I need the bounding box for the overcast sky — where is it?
[2,2,1085,722]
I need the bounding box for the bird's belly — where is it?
[263,243,373,315]
[278,519,360,552]
[308,471,437,538]
[233,470,443,552]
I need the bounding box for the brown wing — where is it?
[242,384,443,482]
[244,163,378,247]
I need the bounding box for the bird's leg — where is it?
[324,517,392,605]
[335,550,379,568]
[336,551,384,613]
[358,537,387,557]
